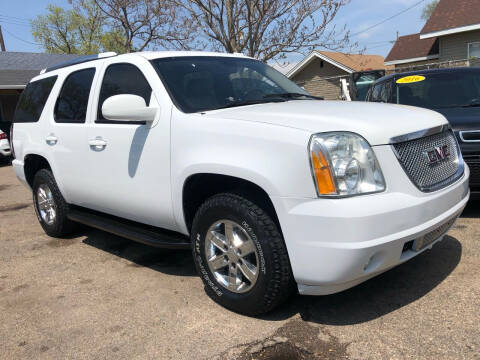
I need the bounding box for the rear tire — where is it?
[32,169,76,237]
[191,193,294,315]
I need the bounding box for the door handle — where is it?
[45,135,58,145]
[89,138,107,151]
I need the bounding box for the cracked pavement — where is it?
[0,163,479,359]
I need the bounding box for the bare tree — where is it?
[174,0,353,62]
[421,0,439,21]
[91,0,190,52]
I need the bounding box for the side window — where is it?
[382,80,392,103]
[371,83,383,102]
[13,76,57,123]
[97,63,152,122]
[54,68,96,123]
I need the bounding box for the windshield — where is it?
[395,71,480,108]
[151,56,310,113]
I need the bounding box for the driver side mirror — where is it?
[101,94,158,122]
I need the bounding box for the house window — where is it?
[468,42,480,58]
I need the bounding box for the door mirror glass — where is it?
[101,94,157,122]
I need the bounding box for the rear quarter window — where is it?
[13,76,57,123]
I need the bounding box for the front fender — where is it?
[171,111,316,233]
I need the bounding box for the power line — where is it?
[0,19,31,28]
[351,0,427,38]
[2,27,41,46]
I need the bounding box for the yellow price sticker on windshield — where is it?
[396,75,425,84]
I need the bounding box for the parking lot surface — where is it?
[0,163,479,360]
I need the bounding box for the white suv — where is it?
[11,51,470,315]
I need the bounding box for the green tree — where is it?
[31,0,128,54]
[421,0,439,21]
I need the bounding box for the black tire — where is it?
[191,193,294,316]
[32,169,76,238]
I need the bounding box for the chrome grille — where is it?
[392,130,463,192]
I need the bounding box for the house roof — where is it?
[384,33,439,65]
[0,52,83,71]
[420,0,480,39]
[0,70,40,88]
[0,52,84,87]
[287,50,388,78]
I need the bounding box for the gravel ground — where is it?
[0,163,479,360]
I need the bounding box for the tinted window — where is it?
[13,76,57,123]
[396,71,480,108]
[152,56,309,113]
[370,82,391,103]
[97,63,152,122]
[370,83,383,102]
[54,68,95,123]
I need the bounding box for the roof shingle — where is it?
[421,0,480,35]
[385,34,439,63]
[316,51,388,71]
[0,52,83,71]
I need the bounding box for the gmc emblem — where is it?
[425,145,450,164]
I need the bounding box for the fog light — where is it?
[363,252,385,273]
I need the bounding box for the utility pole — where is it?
[0,25,5,51]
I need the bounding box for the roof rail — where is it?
[40,52,118,74]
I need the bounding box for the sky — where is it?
[0,0,429,59]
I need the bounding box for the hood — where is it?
[433,106,480,131]
[205,100,448,145]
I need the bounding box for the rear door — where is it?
[82,56,175,230]
[47,66,97,203]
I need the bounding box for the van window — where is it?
[54,68,96,123]
[97,63,152,122]
[370,81,391,103]
[13,76,57,123]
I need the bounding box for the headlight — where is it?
[309,132,385,197]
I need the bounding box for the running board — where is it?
[67,207,191,249]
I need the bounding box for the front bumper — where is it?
[272,146,470,296]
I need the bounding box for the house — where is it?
[0,52,82,135]
[385,0,480,69]
[287,51,388,100]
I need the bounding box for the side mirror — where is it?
[101,94,157,122]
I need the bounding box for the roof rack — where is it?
[40,52,118,74]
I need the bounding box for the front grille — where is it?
[393,130,463,192]
[413,216,457,251]
[464,158,480,186]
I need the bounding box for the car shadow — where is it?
[461,199,480,218]
[0,159,11,167]
[81,228,461,324]
[82,229,197,277]
[264,235,462,325]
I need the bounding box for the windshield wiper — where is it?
[263,92,323,100]
[460,103,480,108]
[213,98,287,110]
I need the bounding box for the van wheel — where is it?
[191,193,294,315]
[32,169,75,237]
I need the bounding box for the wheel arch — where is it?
[24,153,52,188]
[181,173,282,235]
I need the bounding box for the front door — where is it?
[82,58,176,230]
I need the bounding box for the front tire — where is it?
[191,193,294,315]
[32,169,75,238]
